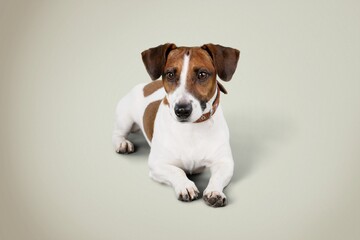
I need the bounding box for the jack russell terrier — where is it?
[112,43,240,207]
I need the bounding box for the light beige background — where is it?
[1,0,359,239]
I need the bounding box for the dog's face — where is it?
[142,44,240,122]
[162,47,218,122]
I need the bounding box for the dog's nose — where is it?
[174,103,192,120]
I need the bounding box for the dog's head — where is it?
[142,43,240,123]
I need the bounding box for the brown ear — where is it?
[141,43,177,80]
[201,44,240,81]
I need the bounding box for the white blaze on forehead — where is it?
[167,53,190,106]
[179,53,190,90]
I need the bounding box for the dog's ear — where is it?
[201,44,240,81]
[141,43,177,80]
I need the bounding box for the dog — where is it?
[112,43,240,207]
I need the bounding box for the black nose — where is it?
[174,103,192,119]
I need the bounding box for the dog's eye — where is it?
[166,71,175,81]
[197,71,209,81]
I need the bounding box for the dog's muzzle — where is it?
[174,103,192,121]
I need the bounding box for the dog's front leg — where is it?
[203,157,234,207]
[149,163,200,202]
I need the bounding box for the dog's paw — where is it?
[115,139,135,154]
[176,182,200,202]
[203,191,227,207]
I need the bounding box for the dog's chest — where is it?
[150,103,228,171]
[159,125,214,171]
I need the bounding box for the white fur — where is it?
[179,53,190,88]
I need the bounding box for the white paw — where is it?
[176,181,200,202]
[203,190,227,207]
[115,139,135,154]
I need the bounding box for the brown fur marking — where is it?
[143,80,164,97]
[162,47,217,103]
[186,48,217,102]
[143,100,162,142]
[163,97,169,105]
[162,48,187,94]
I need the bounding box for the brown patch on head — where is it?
[143,100,162,142]
[186,47,217,102]
[143,80,163,97]
[162,47,217,103]
[162,47,188,94]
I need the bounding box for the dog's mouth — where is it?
[176,117,190,123]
